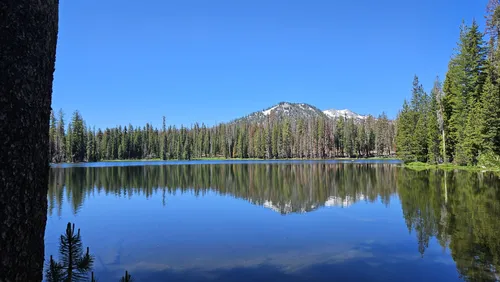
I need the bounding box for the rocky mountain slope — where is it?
[233,102,371,124]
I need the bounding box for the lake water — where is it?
[45,160,500,281]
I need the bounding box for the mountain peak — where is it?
[233,102,374,124]
[235,102,326,123]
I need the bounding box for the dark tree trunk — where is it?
[0,1,59,281]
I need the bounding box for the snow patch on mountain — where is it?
[233,102,376,125]
[323,109,368,120]
[262,105,279,116]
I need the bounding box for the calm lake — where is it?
[45,160,500,281]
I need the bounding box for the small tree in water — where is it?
[46,222,94,282]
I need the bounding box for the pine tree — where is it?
[335,118,344,156]
[49,110,57,162]
[485,0,500,40]
[463,103,483,164]
[357,122,367,157]
[427,78,442,164]
[234,127,244,158]
[70,111,86,162]
[445,21,487,164]
[434,79,447,163]
[481,45,500,155]
[375,113,390,156]
[396,101,415,162]
[56,109,67,162]
[282,119,292,158]
[271,124,279,158]
[86,127,95,162]
[66,123,73,161]
[45,223,94,282]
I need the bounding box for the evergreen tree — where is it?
[66,123,73,161]
[282,119,292,158]
[46,223,94,282]
[57,109,67,162]
[411,76,430,162]
[463,103,483,164]
[70,111,86,162]
[396,101,415,162]
[271,124,279,158]
[86,127,95,162]
[49,110,57,162]
[427,78,442,164]
[335,118,344,156]
[481,47,500,155]
[444,21,487,164]
[375,113,390,156]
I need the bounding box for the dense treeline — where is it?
[396,1,500,166]
[49,109,395,163]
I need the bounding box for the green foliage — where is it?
[46,222,94,282]
[427,78,442,164]
[396,14,500,168]
[70,111,86,162]
[46,255,64,282]
[481,64,500,154]
[396,76,430,163]
[443,20,487,164]
[463,103,483,165]
[50,108,395,162]
[477,150,500,168]
[414,114,428,162]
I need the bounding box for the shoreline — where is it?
[404,162,500,173]
[49,158,500,173]
[51,157,402,164]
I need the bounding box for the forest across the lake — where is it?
[48,2,500,171]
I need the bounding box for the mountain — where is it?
[323,109,368,120]
[233,102,326,123]
[233,102,373,124]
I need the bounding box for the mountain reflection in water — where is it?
[47,162,500,282]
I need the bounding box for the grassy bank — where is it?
[404,161,500,172]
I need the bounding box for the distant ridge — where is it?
[233,101,374,124]
[233,102,326,123]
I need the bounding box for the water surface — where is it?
[46,161,500,281]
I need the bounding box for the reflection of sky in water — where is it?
[45,187,460,282]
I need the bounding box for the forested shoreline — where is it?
[48,109,394,163]
[396,2,500,168]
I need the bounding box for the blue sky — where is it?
[53,0,488,129]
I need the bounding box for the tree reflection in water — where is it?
[48,163,500,281]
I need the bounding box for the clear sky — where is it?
[53,0,488,129]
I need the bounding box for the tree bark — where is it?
[0,1,59,281]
